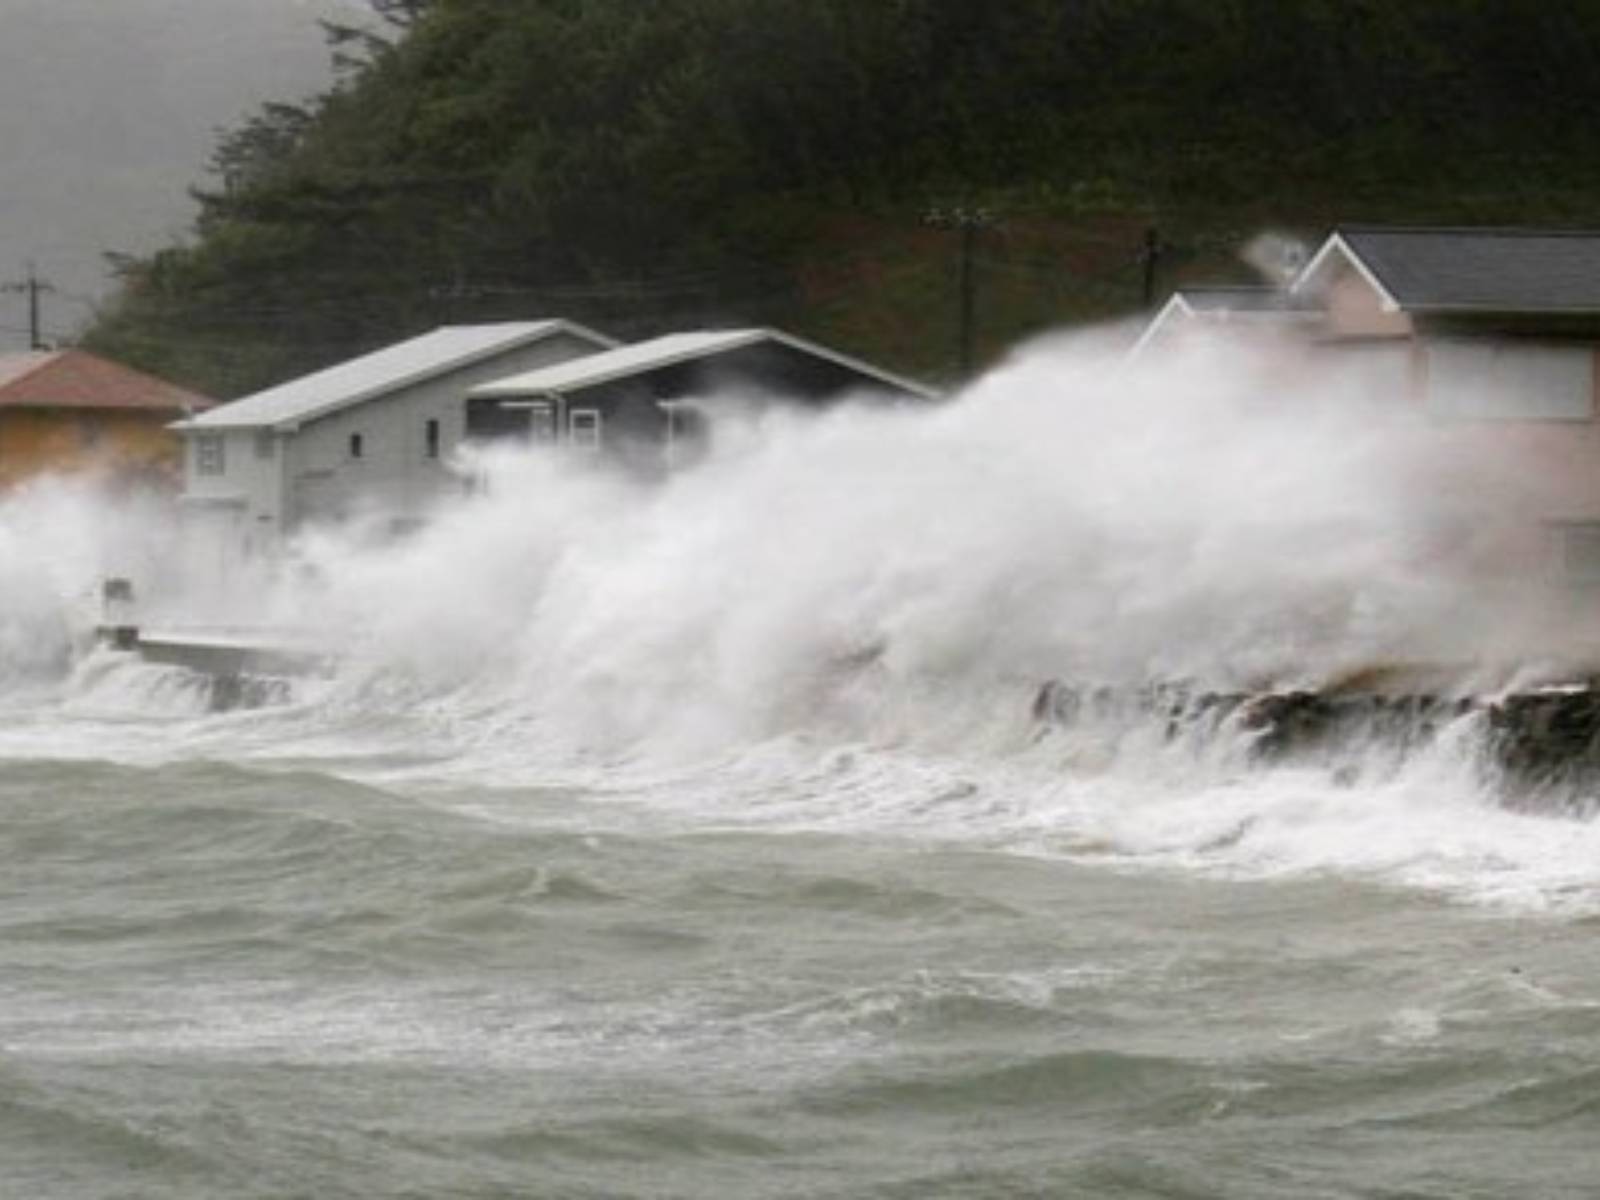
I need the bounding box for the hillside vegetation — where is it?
[84,0,1600,396]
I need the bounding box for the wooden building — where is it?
[0,349,212,489]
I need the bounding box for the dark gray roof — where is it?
[1338,227,1600,313]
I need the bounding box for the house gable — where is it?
[1293,234,1412,338]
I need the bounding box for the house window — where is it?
[349,433,364,460]
[195,435,226,476]
[1558,522,1600,584]
[254,431,275,460]
[424,418,440,459]
[570,408,603,450]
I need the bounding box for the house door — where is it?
[526,401,558,444]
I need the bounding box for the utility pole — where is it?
[927,205,995,379]
[1140,227,1166,311]
[1,263,56,350]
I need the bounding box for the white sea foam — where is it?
[0,328,1596,911]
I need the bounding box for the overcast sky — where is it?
[0,0,362,350]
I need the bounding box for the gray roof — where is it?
[472,328,937,401]
[1322,227,1600,313]
[180,320,617,431]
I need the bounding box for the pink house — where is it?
[1143,227,1600,598]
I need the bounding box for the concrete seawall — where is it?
[1033,680,1600,805]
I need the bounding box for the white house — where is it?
[175,320,615,547]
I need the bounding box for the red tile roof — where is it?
[0,350,214,412]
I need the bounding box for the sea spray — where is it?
[268,327,1555,755]
[0,329,1589,790]
[0,477,178,684]
[0,328,1577,735]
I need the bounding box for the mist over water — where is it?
[2,331,1599,1197]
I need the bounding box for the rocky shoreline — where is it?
[1032,680,1600,807]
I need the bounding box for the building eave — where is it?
[1407,304,1600,316]
[759,328,939,400]
[474,328,938,403]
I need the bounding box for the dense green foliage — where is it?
[85,0,1600,396]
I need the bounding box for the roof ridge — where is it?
[0,349,66,394]
[0,348,212,411]
[1338,224,1600,239]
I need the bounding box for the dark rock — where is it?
[1028,677,1600,809]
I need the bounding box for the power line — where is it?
[0,264,57,349]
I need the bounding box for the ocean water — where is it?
[3,336,1599,1197]
[3,695,1599,1199]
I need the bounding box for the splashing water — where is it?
[0,328,1596,912]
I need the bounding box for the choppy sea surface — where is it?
[3,677,1600,1200]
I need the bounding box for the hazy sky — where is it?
[0,0,360,350]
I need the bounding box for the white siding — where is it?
[279,331,601,531]
[181,431,283,514]
[1426,339,1594,421]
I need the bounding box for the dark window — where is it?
[196,435,225,476]
[425,418,440,459]
[349,433,364,460]
[569,408,603,449]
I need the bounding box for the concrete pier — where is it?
[131,628,333,678]
[95,627,334,712]
[93,577,333,710]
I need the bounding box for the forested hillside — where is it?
[83,0,1600,396]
